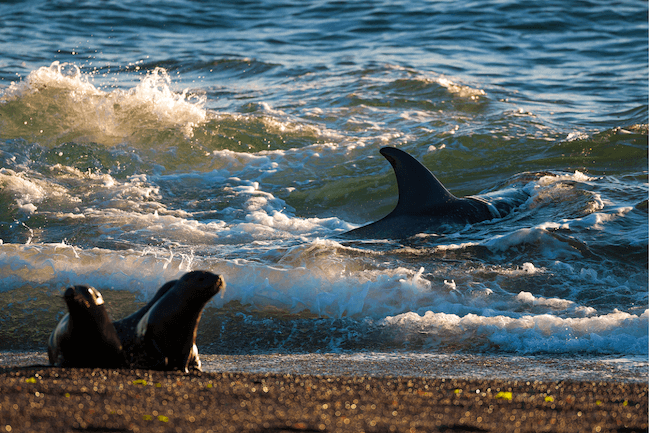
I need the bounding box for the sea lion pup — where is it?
[130,271,225,372]
[48,285,125,368]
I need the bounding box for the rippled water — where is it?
[0,0,647,375]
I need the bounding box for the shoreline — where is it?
[2,351,647,383]
[200,352,649,384]
[1,365,647,433]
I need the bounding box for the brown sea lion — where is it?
[48,285,125,368]
[129,271,225,372]
[112,279,177,367]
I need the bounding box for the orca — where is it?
[341,146,521,239]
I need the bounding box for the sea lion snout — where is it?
[210,274,226,295]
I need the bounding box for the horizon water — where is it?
[0,0,647,381]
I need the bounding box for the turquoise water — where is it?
[0,0,647,370]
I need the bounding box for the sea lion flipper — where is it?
[187,344,202,372]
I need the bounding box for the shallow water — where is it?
[0,0,647,378]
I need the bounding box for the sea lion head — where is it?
[64,285,104,310]
[175,270,225,301]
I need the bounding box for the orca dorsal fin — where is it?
[379,147,457,215]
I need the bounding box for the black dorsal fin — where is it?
[379,147,457,215]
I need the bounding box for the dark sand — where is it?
[0,366,646,432]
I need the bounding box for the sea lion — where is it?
[112,279,177,367]
[129,271,225,372]
[48,285,125,368]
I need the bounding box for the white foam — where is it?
[125,67,206,137]
[565,131,590,141]
[436,76,487,100]
[483,227,581,259]
[0,243,192,292]
[3,62,101,100]
[0,168,49,214]
[382,309,649,355]
[514,291,595,314]
[560,207,633,231]
[1,62,207,143]
[537,170,596,184]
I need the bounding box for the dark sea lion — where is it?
[112,279,177,366]
[130,271,225,372]
[47,285,125,368]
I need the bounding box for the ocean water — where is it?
[0,0,647,378]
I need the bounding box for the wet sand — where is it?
[0,365,647,432]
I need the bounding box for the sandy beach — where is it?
[0,365,646,433]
